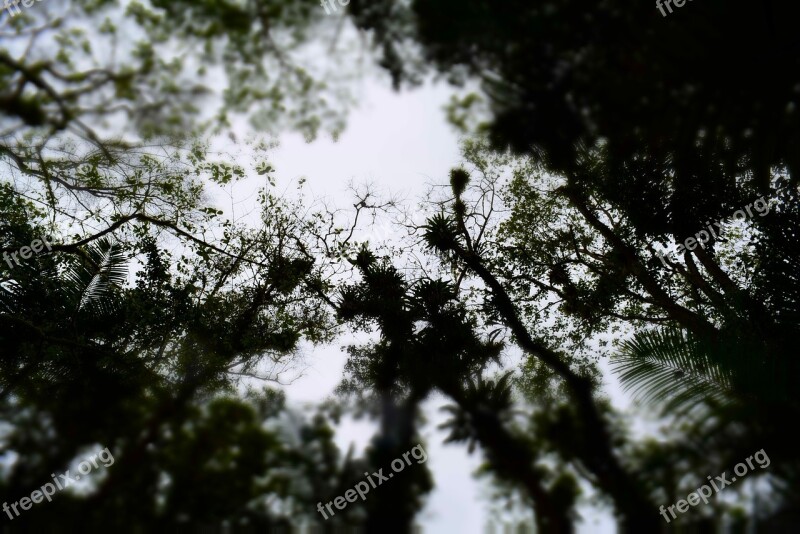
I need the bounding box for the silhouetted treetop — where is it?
[352,0,800,186]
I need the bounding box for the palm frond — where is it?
[613,325,785,412]
[62,237,127,316]
[0,280,22,314]
[611,328,733,415]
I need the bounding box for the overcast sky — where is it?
[228,77,623,534]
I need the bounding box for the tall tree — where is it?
[351,0,800,187]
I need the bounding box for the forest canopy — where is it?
[1,1,797,533]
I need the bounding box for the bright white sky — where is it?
[253,78,619,534]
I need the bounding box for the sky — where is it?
[271,80,491,533]
[246,77,620,533]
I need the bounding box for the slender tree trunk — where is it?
[364,389,421,534]
[444,384,574,534]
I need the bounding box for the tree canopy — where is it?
[1,1,798,533]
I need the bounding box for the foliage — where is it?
[353,0,800,189]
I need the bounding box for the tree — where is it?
[423,138,797,527]
[330,128,796,529]
[351,0,800,188]
[0,3,394,530]
[0,137,353,529]
[1,0,351,149]
[337,251,577,533]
